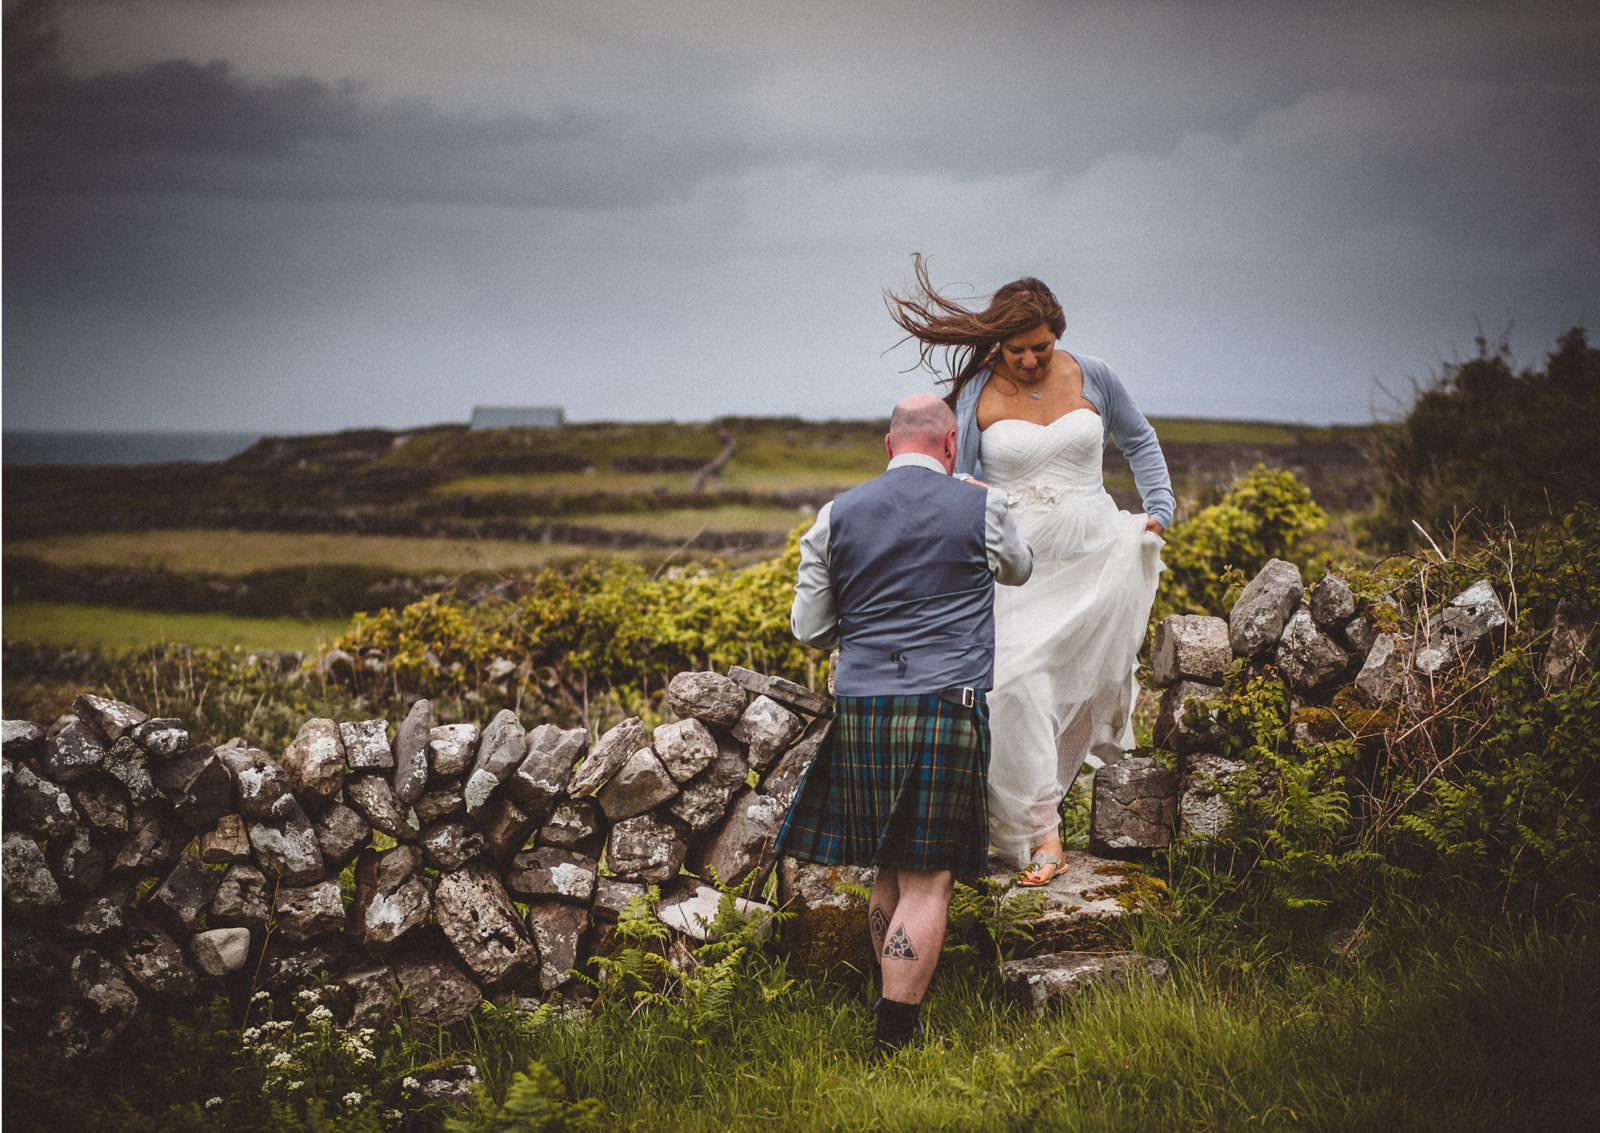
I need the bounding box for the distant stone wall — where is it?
[1,665,833,1058]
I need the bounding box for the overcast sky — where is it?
[4,0,1597,433]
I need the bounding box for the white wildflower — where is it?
[269,1051,292,1068]
[204,1097,224,1110]
[402,1077,421,1091]
[252,990,271,1003]
[342,1092,364,1107]
[295,989,319,1005]
[287,1080,305,1094]
[307,1005,334,1025]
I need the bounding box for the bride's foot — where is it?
[1016,844,1065,887]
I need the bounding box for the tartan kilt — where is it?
[776,692,990,877]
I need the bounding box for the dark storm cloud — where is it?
[4,18,748,209]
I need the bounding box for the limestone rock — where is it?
[433,863,538,990]
[758,716,832,807]
[1354,632,1414,708]
[1151,614,1232,688]
[416,782,466,824]
[568,716,647,798]
[118,921,199,999]
[210,863,273,930]
[422,821,486,871]
[507,847,598,904]
[62,891,129,938]
[50,825,105,894]
[69,778,129,834]
[689,788,786,890]
[152,743,233,829]
[281,717,346,802]
[651,717,720,783]
[3,830,63,911]
[392,953,480,1024]
[1179,755,1250,839]
[341,718,395,771]
[666,671,749,727]
[346,773,421,841]
[101,736,158,804]
[1416,579,1508,674]
[660,884,775,942]
[1229,558,1304,656]
[983,852,1155,953]
[608,812,689,884]
[314,802,371,866]
[73,693,148,745]
[335,965,400,1028]
[45,720,106,783]
[1308,573,1357,629]
[428,723,480,777]
[592,876,650,922]
[1002,952,1169,1015]
[2,719,48,762]
[526,901,590,990]
[392,699,432,805]
[192,927,252,977]
[511,724,584,818]
[1276,606,1350,691]
[215,742,295,821]
[463,708,525,818]
[727,665,832,716]
[477,796,539,862]
[111,803,182,876]
[50,950,140,1059]
[1153,681,1226,755]
[596,746,679,821]
[274,878,346,942]
[1544,598,1594,684]
[1089,758,1179,856]
[6,759,80,838]
[146,853,221,933]
[668,740,751,830]
[732,695,805,771]
[201,814,252,864]
[259,937,353,993]
[245,800,326,884]
[537,798,606,857]
[352,844,432,946]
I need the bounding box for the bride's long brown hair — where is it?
[885,253,1067,408]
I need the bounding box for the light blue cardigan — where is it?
[952,351,1176,530]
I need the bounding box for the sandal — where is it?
[1015,849,1065,888]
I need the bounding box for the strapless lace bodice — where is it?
[979,408,1105,511]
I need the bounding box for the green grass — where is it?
[9,895,1590,1131]
[576,504,814,536]
[2,602,349,653]
[5,530,660,576]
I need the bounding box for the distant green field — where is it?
[579,504,815,537]
[6,530,661,575]
[2,603,349,654]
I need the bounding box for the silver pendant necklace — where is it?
[1029,390,1042,399]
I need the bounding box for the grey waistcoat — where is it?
[827,465,996,697]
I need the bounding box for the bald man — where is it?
[779,393,1032,1058]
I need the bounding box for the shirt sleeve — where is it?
[984,486,1034,586]
[789,502,840,648]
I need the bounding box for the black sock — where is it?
[873,997,922,1055]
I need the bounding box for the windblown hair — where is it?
[885,253,1066,408]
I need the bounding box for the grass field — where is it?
[2,603,349,653]
[5,530,662,576]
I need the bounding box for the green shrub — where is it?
[1369,326,1600,550]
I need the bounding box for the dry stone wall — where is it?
[1,664,834,1058]
[1087,557,1515,854]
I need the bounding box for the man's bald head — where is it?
[885,393,958,472]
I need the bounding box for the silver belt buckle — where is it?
[959,686,975,708]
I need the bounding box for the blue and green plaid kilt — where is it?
[776,692,990,877]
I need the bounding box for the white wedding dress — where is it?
[980,408,1166,866]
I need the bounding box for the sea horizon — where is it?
[2,429,266,467]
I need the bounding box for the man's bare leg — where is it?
[870,868,953,1057]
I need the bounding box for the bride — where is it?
[886,257,1172,885]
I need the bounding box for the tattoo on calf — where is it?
[869,906,890,942]
[883,925,919,961]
